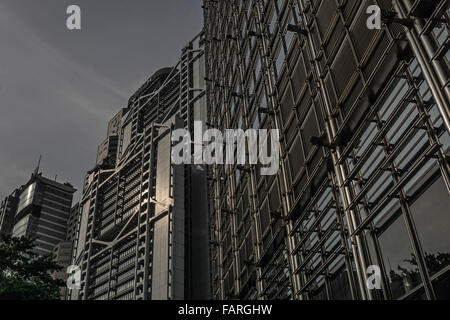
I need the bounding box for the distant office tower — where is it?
[96,109,128,168]
[204,0,450,300]
[0,171,76,256]
[0,190,20,238]
[72,32,211,300]
[53,241,74,299]
[67,203,80,243]
[52,203,81,300]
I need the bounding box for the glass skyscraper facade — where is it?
[0,172,76,256]
[204,0,450,300]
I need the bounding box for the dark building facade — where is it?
[53,241,75,299]
[50,203,81,300]
[0,190,20,238]
[204,0,450,300]
[0,172,76,256]
[72,32,211,300]
[67,203,80,244]
[96,108,128,167]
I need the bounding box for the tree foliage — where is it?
[0,236,65,300]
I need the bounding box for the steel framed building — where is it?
[72,33,211,300]
[204,0,450,300]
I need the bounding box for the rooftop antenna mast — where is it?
[34,155,42,176]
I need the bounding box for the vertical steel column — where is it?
[134,128,148,299]
[203,4,225,298]
[297,1,373,300]
[255,0,301,299]
[393,0,450,135]
[82,174,99,300]
[213,164,225,299]
[328,172,359,300]
[230,1,266,298]
[143,126,157,299]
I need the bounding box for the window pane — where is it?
[410,177,450,276]
[330,266,352,300]
[433,270,450,300]
[309,276,327,300]
[378,215,422,299]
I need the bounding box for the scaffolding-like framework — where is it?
[204,0,450,300]
[73,32,210,300]
[75,68,181,300]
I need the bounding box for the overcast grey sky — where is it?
[0,0,203,202]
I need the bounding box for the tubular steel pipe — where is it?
[394,0,450,135]
[297,1,374,301]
